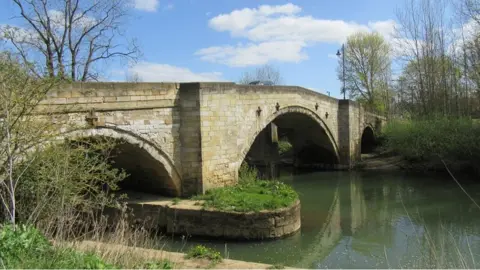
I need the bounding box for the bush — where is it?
[185,245,222,264]
[0,224,177,269]
[9,138,127,238]
[0,224,115,269]
[238,162,259,184]
[382,118,480,168]
[278,138,293,155]
[193,163,298,212]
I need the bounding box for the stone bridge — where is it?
[39,82,385,197]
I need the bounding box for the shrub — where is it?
[382,117,480,169]
[238,162,259,185]
[185,245,222,264]
[0,224,115,269]
[0,224,51,266]
[10,138,127,239]
[278,138,293,155]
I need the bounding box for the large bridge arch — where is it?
[237,105,340,173]
[64,127,182,197]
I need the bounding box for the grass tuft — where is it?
[193,163,298,212]
[171,198,181,205]
[185,245,222,264]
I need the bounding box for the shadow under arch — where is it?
[360,125,376,154]
[237,105,340,172]
[64,127,182,197]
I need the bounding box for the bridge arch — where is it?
[64,127,182,197]
[360,125,376,154]
[237,105,340,173]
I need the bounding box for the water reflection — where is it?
[161,170,480,268]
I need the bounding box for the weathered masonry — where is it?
[40,82,385,197]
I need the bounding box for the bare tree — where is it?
[125,71,142,82]
[0,0,139,81]
[463,0,480,25]
[239,64,283,85]
[393,0,460,117]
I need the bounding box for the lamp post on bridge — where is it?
[336,44,346,100]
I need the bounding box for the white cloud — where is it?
[449,18,480,53]
[195,40,307,67]
[126,61,224,82]
[1,9,97,43]
[209,3,301,35]
[134,0,159,12]
[368,20,396,40]
[0,24,37,43]
[48,10,97,28]
[197,3,397,67]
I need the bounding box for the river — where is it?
[160,170,480,268]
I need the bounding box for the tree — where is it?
[239,64,283,85]
[395,56,462,116]
[0,0,139,81]
[393,0,469,117]
[338,32,391,112]
[0,53,125,232]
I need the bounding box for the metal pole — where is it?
[342,44,346,100]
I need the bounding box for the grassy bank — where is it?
[0,224,174,269]
[193,163,298,212]
[381,117,480,175]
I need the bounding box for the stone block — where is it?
[117,96,131,102]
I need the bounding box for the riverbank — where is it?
[1,223,292,269]
[356,149,479,180]
[356,151,405,171]
[70,240,291,269]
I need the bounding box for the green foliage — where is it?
[278,138,293,155]
[0,224,115,269]
[383,118,480,167]
[399,56,462,117]
[238,162,259,185]
[12,139,126,233]
[185,245,222,264]
[194,163,298,212]
[339,31,391,110]
[142,260,174,269]
[0,224,51,264]
[171,198,181,205]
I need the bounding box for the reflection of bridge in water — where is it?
[255,172,393,268]
[292,174,368,268]
[286,172,400,268]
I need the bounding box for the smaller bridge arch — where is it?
[360,125,376,154]
[237,105,340,173]
[64,127,182,197]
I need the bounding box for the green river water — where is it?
[161,170,480,268]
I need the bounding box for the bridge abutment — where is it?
[337,100,361,169]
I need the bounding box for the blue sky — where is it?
[1,0,406,98]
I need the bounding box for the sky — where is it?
[1,0,409,98]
